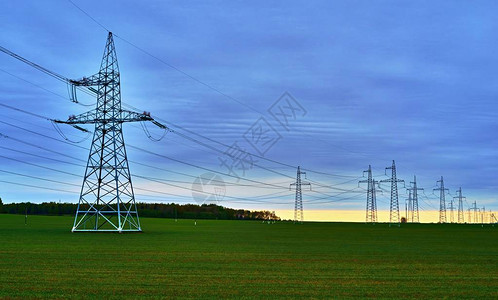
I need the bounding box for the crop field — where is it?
[0,214,496,299]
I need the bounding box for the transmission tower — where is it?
[469,201,479,224]
[433,176,449,223]
[359,165,378,224]
[290,166,311,223]
[380,160,404,226]
[405,189,412,222]
[407,176,423,223]
[55,32,168,232]
[447,199,455,223]
[454,187,466,224]
[491,212,498,224]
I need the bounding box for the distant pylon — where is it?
[290,166,311,223]
[491,212,498,224]
[469,201,479,224]
[380,160,404,226]
[359,165,378,223]
[433,176,449,223]
[454,187,466,224]
[405,189,412,222]
[407,175,423,223]
[54,32,168,232]
[447,199,455,223]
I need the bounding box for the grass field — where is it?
[0,214,496,299]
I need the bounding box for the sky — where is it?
[1,0,498,222]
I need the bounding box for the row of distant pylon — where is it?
[359,160,497,225]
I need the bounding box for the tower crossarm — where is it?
[53,109,170,130]
[290,182,311,190]
[408,184,424,192]
[433,187,449,192]
[69,73,112,87]
[380,178,405,184]
[301,182,312,190]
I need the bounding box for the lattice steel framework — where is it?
[290,166,311,223]
[469,201,479,224]
[55,32,167,232]
[454,187,466,224]
[406,189,412,222]
[491,213,498,224]
[407,175,422,223]
[380,160,404,226]
[359,165,378,223]
[447,199,455,223]
[433,176,448,223]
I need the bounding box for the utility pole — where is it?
[447,199,455,223]
[380,160,404,226]
[54,32,168,232]
[454,187,466,224]
[433,176,448,223]
[406,176,423,223]
[359,165,378,224]
[290,166,311,223]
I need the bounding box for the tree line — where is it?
[0,198,280,221]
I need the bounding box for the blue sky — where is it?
[1,0,497,220]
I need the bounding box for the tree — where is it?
[0,197,5,213]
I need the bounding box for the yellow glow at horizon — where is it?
[273,209,451,223]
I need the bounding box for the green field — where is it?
[0,214,496,299]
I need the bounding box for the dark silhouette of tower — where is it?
[447,199,455,223]
[454,187,466,224]
[407,176,423,223]
[359,165,378,223]
[290,166,311,223]
[469,201,479,224]
[380,160,404,226]
[55,32,167,232]
[434,176,449,223]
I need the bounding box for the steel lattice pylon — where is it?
[407,175,422,223]
[359,165,378,223]
[290,166,311,223]
[380,160,404,226]
[454,187,466,224]
[55,32,167,232]
[434,176,448,223]
[447,199,455,223]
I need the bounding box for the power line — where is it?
[67,0,110,32]
[0,155,81,178]
[0,120,87,150]
[0,132,85,162]
[0,179,76,194]
[127,144,291,189]
[0,120,294,191]
[0,145,85,167]
[0,102,50,120]
[1,51,358,181]
[0,169,80,187]
[0,132,301,203]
